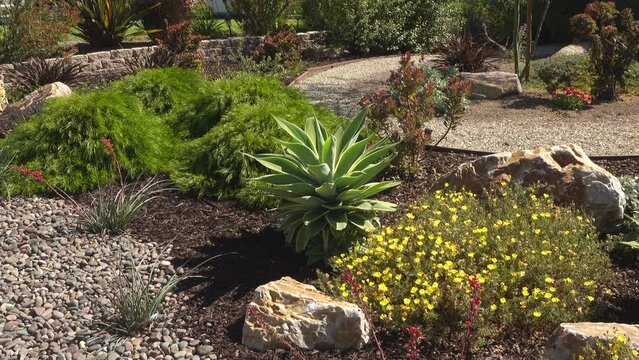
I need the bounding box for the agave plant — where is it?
[68,0,159,48]
[248,110,400,263]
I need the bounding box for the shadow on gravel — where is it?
[171,226,311,307]
[501,94,554,110]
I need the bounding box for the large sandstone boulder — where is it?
[551,44,589,58]
[460,71,523,99]
[242,277,370,351]
[430,144,626,233]
[545,322,639,359]
[0,82,72,128]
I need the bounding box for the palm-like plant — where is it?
[68,0,158,48]
[249,110,400,263]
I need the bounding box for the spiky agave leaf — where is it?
[248,109,400,263]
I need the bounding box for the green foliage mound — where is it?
[1,68,342,209]
[170,79,343,207]
[1,91,174,195]
[111,67,209,115]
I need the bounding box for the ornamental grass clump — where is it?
[327,186,612,346]
[248,110,399,263]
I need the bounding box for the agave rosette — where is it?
[249,110,400,258]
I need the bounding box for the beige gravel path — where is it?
[294,56,639,156]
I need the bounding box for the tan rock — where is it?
[545,322,639,359]
[552,44,589,58]
[0,77,7,112]
[460,71,523,99]
[430,144,626,232]
[242,277,370,351]
[0,82,72,128]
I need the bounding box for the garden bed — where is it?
[122,151,639,360]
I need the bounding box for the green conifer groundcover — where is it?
[0,68,343,208]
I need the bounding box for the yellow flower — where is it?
[406,213,415,219]
[500,297,506,304]
[583,280,595,287]
[379,298,390,306]
[551,297,559,303]
[378,283,388,292]
[403,298,411,305]
[522,287,530,296]
[544,277,554,283]
[587,296,595,302]
[616,335,628,343]
[487,264,497,270]
[490,304,497,311]
[533,311,541,317]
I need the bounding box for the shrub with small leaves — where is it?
[253,27,303,69]
[534,54,592,93]
[360,52,469,177]
[551,87,592,111]
[326,186,612,345]
[571,1,639,101]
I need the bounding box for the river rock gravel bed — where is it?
[0,197,218,360]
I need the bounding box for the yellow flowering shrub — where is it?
[579,335,639,360]
[327,186,612,337]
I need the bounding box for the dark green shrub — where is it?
[166,89,231,139]
[170,75,343,207]
[136,0,191,41]
[328,187,612,343]
[571,2,639,100]
[110,67,208,114]
[317,0,463,54]
[0,91,174,195]
[533,54,592,93]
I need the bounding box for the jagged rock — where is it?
[242,277,370,351]
[545,322,639,359]
[0,82,72,128]
[460,71,523,99]
[552,44,589,58]
[430,144,626,233]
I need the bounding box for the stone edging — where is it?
[0,31,329,88]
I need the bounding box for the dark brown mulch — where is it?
[127,151,639,360]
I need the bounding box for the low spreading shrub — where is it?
[534,54,592,93]
[327,186,612,346]
[170,78,343,207]
[253,27,303,69]
[0,90,174,195]
[249,111,399,263]
[571,1,639,101]
[551,87,592,111]
[111,67,208,114]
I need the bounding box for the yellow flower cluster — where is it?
[330,187,612,336]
